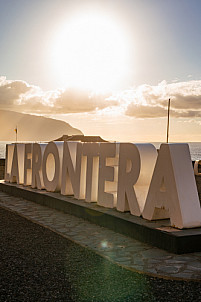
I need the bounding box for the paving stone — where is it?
[186,265,201,272]
[140,248,171,259]
[173,256,196,262]
[165,259,188,264]
[145,267,158,274]
[187,261,201,269]
[146,258,163,264]
[132,258,145,266]
[156,265,183,274]
[115,257,131,263]
[101,251,119,258]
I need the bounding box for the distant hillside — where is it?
[0,110,83,141]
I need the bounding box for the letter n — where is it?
[61,142,82,198]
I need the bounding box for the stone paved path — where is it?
[0,191,201,281]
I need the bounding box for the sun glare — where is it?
[50,11,131,92]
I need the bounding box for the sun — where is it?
[50,11,131,92]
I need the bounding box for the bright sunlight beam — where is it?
[50,11,131,92]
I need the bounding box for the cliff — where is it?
[0,110,83,141]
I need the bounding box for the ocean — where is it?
[1,141,201,161]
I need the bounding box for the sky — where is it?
[1,0,201,142]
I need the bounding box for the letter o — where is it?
[42,142,60,192]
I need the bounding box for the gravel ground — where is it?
[0,207,201,302]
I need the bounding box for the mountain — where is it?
[0,110,83,141]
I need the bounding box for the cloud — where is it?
[171,94,201,109]
[124,80,201,119]
[126,104,167,118]
[0,77,31,108]
[1,76,201,119]
[0,77,118,113]
[54,89,118,113]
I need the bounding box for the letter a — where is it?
[142,144,201,229]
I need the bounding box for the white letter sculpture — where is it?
[32,143,46,189]
[9,144,25,184]
[116,143,141,216]
[82,143,100,202]
[42,142,63,192]
[4,141,201,230]
[134,144,158,212]
[5,144,15,182]
[61,142,83,198]
[24,143,32,186]
[142,144,201,229]
[98,143,117,208]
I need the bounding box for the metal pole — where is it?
[15,126,17,143]
[166,98,170,143]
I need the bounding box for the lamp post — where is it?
[15,126,18,142]
[166,98,171,143]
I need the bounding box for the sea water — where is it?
[0,141,201,161]
[0,141,8,158]
[152,142,201,161]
